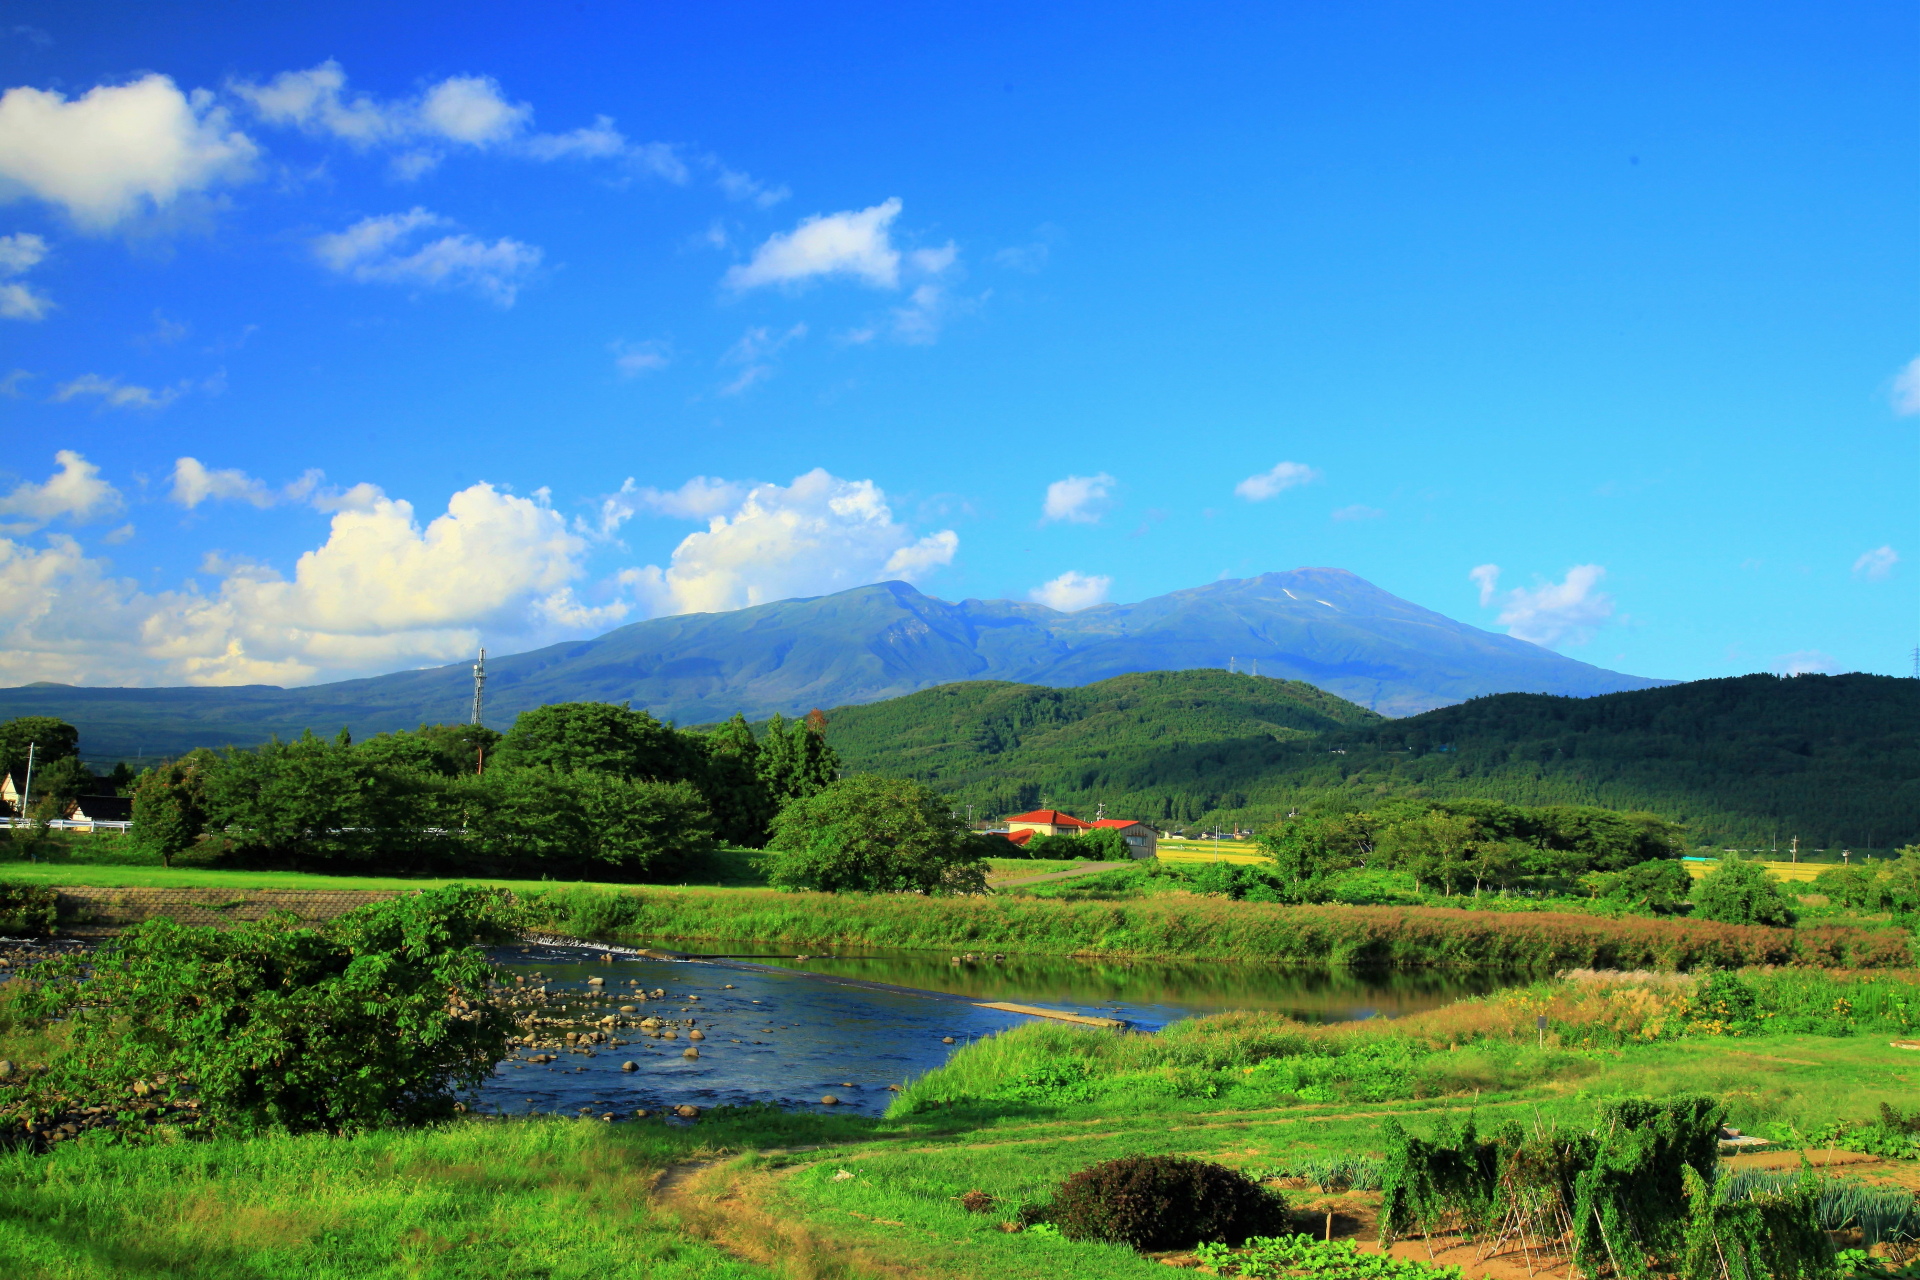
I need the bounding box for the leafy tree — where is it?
[1691,856,1797,927]
[1021,828,1130,861]
[1375,811,1483,894]
[129,755,212,868]
[494,702,696,781]
[357,723,502,777]
[454,769,715,877]
[201,732,449,867]
[760,774,988,895]
[695,713,778,847]
[757,710,842,806]
[1881,846,1920,915]
[0,716,79,777]
[24,754,93,812]
[21,885,519,1133]
[1812,862,1890,911]
[1257,812,1377,882]
[1594,858,1694,914]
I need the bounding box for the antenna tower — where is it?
[471,648,487,726]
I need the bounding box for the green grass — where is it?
[0,848,772,895]
[0,1111,869,1280]
[6,970,1919,1278]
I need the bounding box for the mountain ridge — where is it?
[0,569,1669,763]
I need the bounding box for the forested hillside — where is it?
[814,671,1920,850]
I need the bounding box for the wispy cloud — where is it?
[1235,461,1321,502]
[610,339,669,378]
[718,323,806,395]
[313,208,541,306]
[51,373,182,410]
[1893,356,1920,416]
[1331,504,1383,522]
[1852,545,1898,581]
[0,450,123,529]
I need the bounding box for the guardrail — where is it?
[0,818,132,832]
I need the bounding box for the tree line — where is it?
[120,703,842,879]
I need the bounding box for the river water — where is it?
[476,942,1515,1120]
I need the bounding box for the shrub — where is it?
[1692,856,1797,927]
[1049,1154,1287,1250]
[522,884,643,940]
[1684,968,1760,1033]
[759,775,988,895]
[1595,858,1693,914]
[19,885,520,1134]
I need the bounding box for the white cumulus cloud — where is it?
[620,468,958,617]
[1853,545,1898,581]
[0,75,258,229]
[1234,461,1321,502]
[726,198,905,290]
[1030,570,1111,612]
[169,457,278,509]
[0,450,122,530]
[1474,563,1615,648]
[1042,473,1116,524]
[313,208,541,306]
[0,480,618,686]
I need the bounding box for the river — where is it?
[477,942,1517,1120]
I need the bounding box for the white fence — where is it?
[0,817,132,833]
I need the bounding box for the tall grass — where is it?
[892,968,1920,1116]
[601,887,1911,970]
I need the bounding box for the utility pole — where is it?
[1790,835,1798,864]
[471,648,487,726]
[1228,656,1236,674]
[18,742,35,850]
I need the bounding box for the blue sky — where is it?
[0,1,1912,689]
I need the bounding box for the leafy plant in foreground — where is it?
[1194,1235,1462,1278]
[18,884,520,1134]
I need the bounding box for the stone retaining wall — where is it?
[55,887,398,935]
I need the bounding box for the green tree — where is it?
[357,723,502,777]
[1691,855,1797,927]
[1881,845,1920,914]
[757,710,842,807]
[1811,862,1890,911]
[0,716,79,778]
[455,769,715,878]
[21,885,519,1133]
[1257,811,1378,882]
[760,774,988,895]
[129,755,212,868]
[494,702,696,781]
[695,713,778,847]
[1594,858,1694,914]
[1375,811,1482,894]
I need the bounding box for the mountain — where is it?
[817,671,1920,849]
[0,568,1668,763]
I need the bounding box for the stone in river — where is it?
[820,1095,839,1105]
[942,1036,955,1044]
[688,1030,704,1041]
[621,1061,638,1072]
[682,1047,699,1059]
[676,1104,700,1119]
[587,976,605,985]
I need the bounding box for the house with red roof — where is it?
[1004,809,1093,838]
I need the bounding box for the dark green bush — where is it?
[1692,856,1798,927]
[1050,1154,1287,1250]
[20,884,520,1134]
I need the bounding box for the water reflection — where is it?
[476,942,1518,1121]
